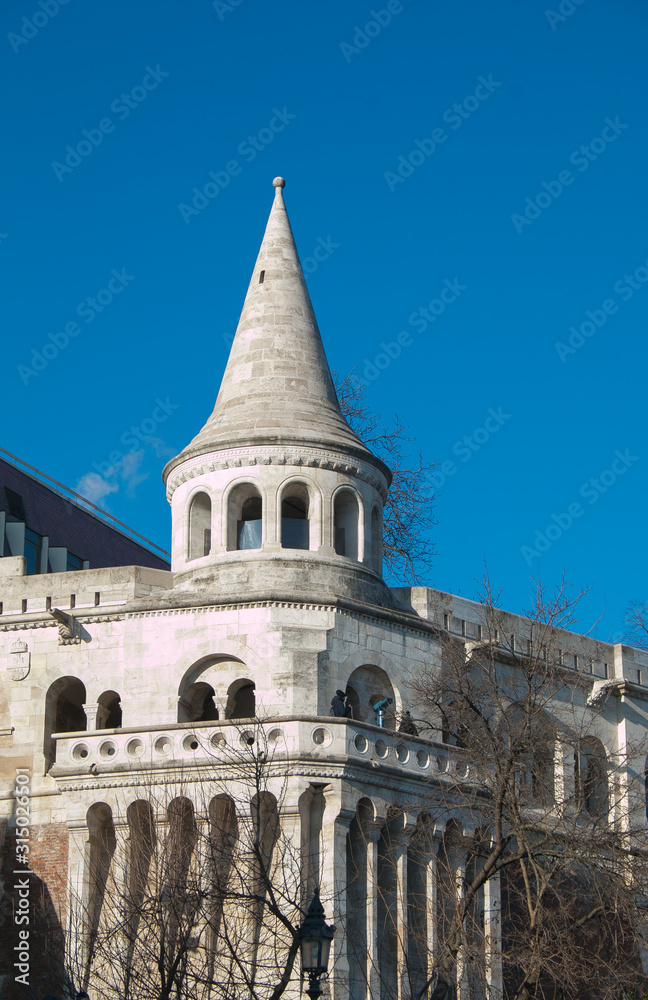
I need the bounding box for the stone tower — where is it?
[163,176,394,610]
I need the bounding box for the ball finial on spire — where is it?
[273,176,286,188]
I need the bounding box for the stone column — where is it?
[454,855,468,1000]
[365,822,381,1000]
[395,826,409,1000]
[426,838,440,984]
[265,479,280,550]
[484,873,503,999]
[83,703,99,730]
[321,790,354,1000]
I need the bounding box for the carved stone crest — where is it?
[6,640,30,681]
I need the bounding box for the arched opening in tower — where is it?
[97,690,122,729]
[238,495,263,549]
[179,681,219,723]
[227,484,263,550]
[188,492,212,560]
[226,679,256,719]
[334,490,360,560]
[43,676,87,769]
[281,484,310,550]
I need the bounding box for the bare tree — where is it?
[336,578,648,1000]
[399,576,648,1000]
[333,368,436,584]
[625,601,648,651]
[61,725,321,1000]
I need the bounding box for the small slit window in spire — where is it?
[259,270,265,284]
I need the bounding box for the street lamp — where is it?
[298,887,336,1000]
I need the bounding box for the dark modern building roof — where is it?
[0,453,170,573]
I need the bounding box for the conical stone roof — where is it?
[165,178,386,479]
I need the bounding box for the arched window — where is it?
[188,492,211,560]
[178,681,219,723]
[208,795,238,946]
[227,484,262,551]
[86,803,116,962]
[97,691,122,729]
[334,490,360,560]
[249,792,280,965]
[577,738,608,818]
[226,678,256,719]
[126,800,156,957]
[371,505,382,572]
[44,676,87,769]
[502,704,555,806]
[346,665,395,726]
[281,483,310,550]
[209,796,238,889]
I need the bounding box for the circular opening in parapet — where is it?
[395,743,409,764]
[154,736,172,756]
[183,735,200,752]
[267,728,285,748]
[456,760,469,777]
[240,731,256,747]
[312,727,332,748]
[374,738,389,759]
[210,732,226,749]
[98,741,117,760]
[126,738,145,759]
[72,743,89,761]
[354,732,368,754]
[416,749,430,769]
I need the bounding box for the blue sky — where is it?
[2,0,646,640]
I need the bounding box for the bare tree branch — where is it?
[333,368,437,584]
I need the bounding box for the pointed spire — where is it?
[170,177,377,469]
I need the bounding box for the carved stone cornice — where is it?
[164,445,389,500]
[0,597,437,640]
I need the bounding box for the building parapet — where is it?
[49,716,471,784]
[394,585,648,688]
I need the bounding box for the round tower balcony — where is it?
[165,446,395,608]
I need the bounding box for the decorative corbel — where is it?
[48,608,81,645]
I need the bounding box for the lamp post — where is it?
[298,888,336,1000]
